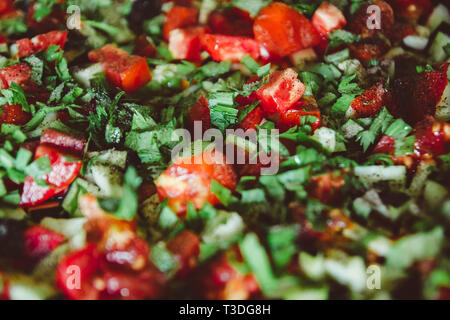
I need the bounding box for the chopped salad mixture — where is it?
[0,0,449,300]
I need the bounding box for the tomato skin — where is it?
[277,96,321,132]
[169,27,207,61]
[167,230,200,278]
[15,31,68,58]
[254,2,321,59]
[23,225,65,260]
[201,34,260,62]
[40,128,86,156]
[0,62,32,90]
[255,68,306,115]
[347,82,393,118]
[163,5,198,40]
[89,45,152,93]
[414,118,450,159]
[155,150,237,215]
[308,171,345,205]
[348,38,390,63]
[312,2,346,36]
[0,104,30,126]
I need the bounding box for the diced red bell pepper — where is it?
[163,5,198,40]
[40,128,86,156]
[187,94,211,133]
[312,2,346,36]
[201,34,260,62]
[23,225,65,259]
[207,9,254,37]
[347,82,394,118]
[255,68,306,115]
[348,0,394,39]
[0,62,32,89]
[166,230,200,278]
[56,244,103,300]
[134,34,156,58]
[277,96,321,132]
[238,105,264,130]
[88,45,152,94]
[20,144,82,207]
[391,0,432,23]
[168,27,206,61]
[0,0,13,14]
[254,2,321,59]
[0,104,30,125]
[15,30,68,58]
[155,149,237,215]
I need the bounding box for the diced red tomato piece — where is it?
[348,0,394,39]
[187,95,211,133]
[134,34,156,58]
[155,149,237,215]
[163,5,198,40]
[0,62,32,89]
[166,230,200,277]
[312,2,346,36]
[254,2,321,59]
[391,0,432,23]
[201,34,260,62]
[20,176,64,208]
[40,128,86,156]
[207,9,254,37]
[23,225,65,259]
[102,235,150,272]
[349,38,390,63]
[277,96,321,132]
[238,105,264,130]
[0,0,14,14]
[56,244,103,300]
[20,144,82,207]
[88,44,152,93]
[34,144,82,189]
[169,27,206,61]
[347,81,394,118]
[255,68,306,115]
[15,31,68,58]
[0,104,30,126]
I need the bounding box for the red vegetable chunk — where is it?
[15,30,68,58]
[155,149,237,215]
[201,34,260,62]
[163,5,198,40]
[0,62,32,89]
[40,128,86,156]
[0,104,30,125]
[254,2,321,59]
[255,68,306,115]
[347,82,394,118]
[88,44,152,93]
[169,27,206,61]
[277,96,321,132]
[312,2,346,36]
[23,225,65,259]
